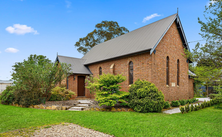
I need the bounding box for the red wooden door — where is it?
[78,76,85,96]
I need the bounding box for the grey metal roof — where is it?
[0,80,13,84]
[188,70,196,77]
[57,55,91,75]
[82,14,180,65]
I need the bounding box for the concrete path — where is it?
[162,98,211,114]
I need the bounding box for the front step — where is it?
[76,104,90,107]
[78,100,91,104]
[68,107,85,111]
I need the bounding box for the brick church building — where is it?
[56,14,195,101]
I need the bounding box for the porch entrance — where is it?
[78,76,85,96]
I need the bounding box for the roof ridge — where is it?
[58,55,84,60]
[126,13,177,36]
[82,13,177,60]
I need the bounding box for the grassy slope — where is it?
[0,104,222,137]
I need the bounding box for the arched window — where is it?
[177,59,180,86]
[99,67,102,75]
[129,61,133,85]
[166,56,169,85]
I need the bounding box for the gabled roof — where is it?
[188,70,196,77]
[56,55,91,75]
[82,13,190,65]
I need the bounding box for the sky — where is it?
[0,0,213,80]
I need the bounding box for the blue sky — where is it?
[0,0,212,80]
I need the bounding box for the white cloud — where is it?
[134,22,137,24]
[5,48,19,53]
[5,24,39,35]
[65,0,71,8]
[142,13,161,23]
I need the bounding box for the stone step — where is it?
[68,107,85,111]
[77,100,91,104]
[76,104,90,107]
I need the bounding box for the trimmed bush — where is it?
[164,101,171,109]
[185,104,190,113]
[0,86,15,105]
[194,105,198,111]
[179,99,187,105]
[209,94,222,99]
[49,86,75,101]
[171,100,180,107]
[180,106,185,114]
[128,79,165,113]
[191,104,194,111]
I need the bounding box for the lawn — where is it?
[0,104,222,137]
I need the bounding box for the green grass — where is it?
[0,104,222,137]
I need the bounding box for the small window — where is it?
[177,59,180,86]
[129,61,133,85]
[166,56,169,85]
[99,67,102,75]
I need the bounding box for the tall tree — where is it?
[74,21,129,54]
[185,0,222,96]
[12,54,71,106]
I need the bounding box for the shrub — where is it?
[191,104,194,111]
[171,100,180,107]
[194,105,198,111]
[209,94,222,99]
[49,86,75,101]
[179,99,187,105]
[164,101,171,109]
[0,86,15,105]
[180,107,185,114]
[87,74,128,107]
[191,98,198,103]
[185,104,190,113]
[201,103,205,108]
[186,99,192,104]
[128,79,165,113]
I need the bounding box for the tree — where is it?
[85,74,129,107]
[11,54,71,106]
[185,0,222,96]
[74,21,129,54]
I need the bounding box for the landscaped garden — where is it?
[0,103,222,136]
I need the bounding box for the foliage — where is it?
[11,54,71,107]
[128,79,165,113]
[179,99,187,105]
[86,73,128,107]
[0,86,15,105]
[209,94,222,99]
[185,104,190,113]
[74,21,129,54]
[191,104,194,111]
[180,96,222,114]
[163,101,171,109]
[179,106,185,114]
[49,86,75,101]
[184,1,222,96]
[171,100,181,107]
[85,75,99,94]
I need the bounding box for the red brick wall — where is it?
[189,78,194,98]
[151,22,192,101]
[61,21,194,101]
[86,21,194,101]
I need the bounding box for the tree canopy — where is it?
[74,21,129,54]
[11,54,71,106]
[186,0,222,96]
